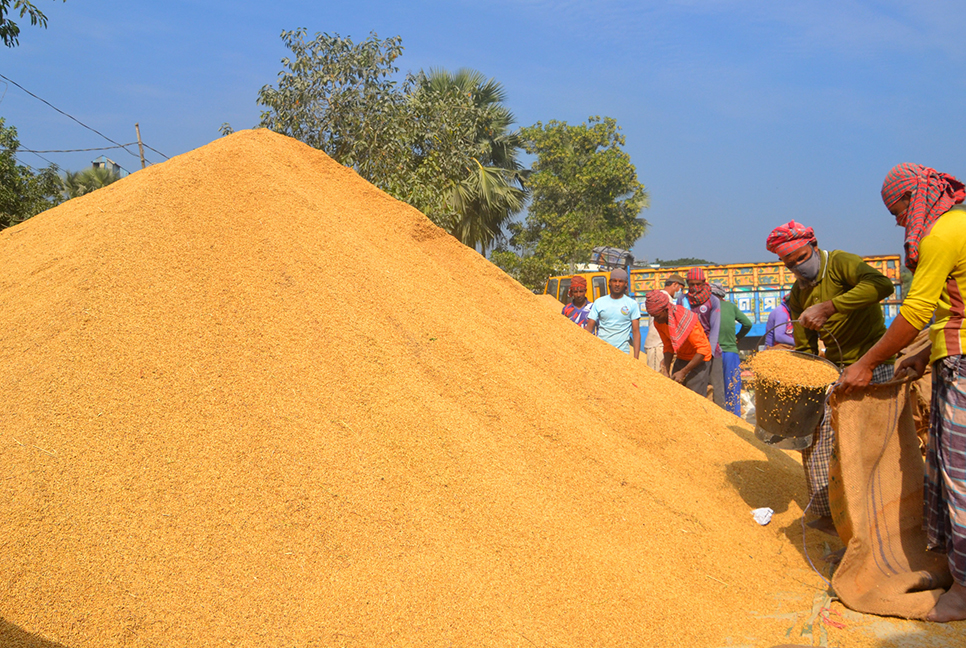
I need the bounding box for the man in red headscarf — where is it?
[765,219,895,536]
[840,163,966,622]
[645,290,712,394]
[561,275,593,326]
[683,267,723,406]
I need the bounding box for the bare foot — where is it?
[805,515,839,536]
[927,581,966,622]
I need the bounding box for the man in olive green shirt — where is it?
[765,220,895,534]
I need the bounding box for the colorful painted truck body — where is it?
[544,255,904,346]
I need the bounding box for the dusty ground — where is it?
[0,130,961,647]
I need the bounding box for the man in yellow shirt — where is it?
[841,162,966,622]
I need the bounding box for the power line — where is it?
[19,143,139,153]
[0,72,168,162]
[142,143,170,160]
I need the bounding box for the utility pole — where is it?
[135,123,146,170]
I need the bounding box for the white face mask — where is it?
[791,251,821,284]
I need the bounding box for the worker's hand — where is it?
[671,369,688,384]
[659,364,670,377]
[838,360,873,394]
[800,301,836,330]
[895,349,930,381]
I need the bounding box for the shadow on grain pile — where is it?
[0,619,70,648]
[0,129,875,647]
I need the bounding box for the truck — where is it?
[544,255,904,348]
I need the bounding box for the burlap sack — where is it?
[828,379,952,619]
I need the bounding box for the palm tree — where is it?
[59,170,87,199]
[78,166,120,192]
[58,166,121,200]
[420,68,527,253]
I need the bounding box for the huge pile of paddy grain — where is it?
[0,130,881,647]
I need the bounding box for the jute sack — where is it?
[828,379,951,619]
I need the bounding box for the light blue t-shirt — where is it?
[588,295,641,353]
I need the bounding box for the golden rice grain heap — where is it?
[0,130,944,647]
[750,348,841,389]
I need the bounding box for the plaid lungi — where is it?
[802,362,894,517]
[924,356,966,585]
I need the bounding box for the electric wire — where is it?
[0,72,169,162]
[20,143,139,154]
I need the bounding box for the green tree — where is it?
[257,29,407,186]
[0,117,61,230]
[256,30,527,252]
[417,68,526,253]
[491,116,649,291]
[1,0,64,47]
[58,166,121,200]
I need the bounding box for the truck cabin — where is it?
[545,273,611,304]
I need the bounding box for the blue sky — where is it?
[4,1,966,264]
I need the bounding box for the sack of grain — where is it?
[828,380,952,619]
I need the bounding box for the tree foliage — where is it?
[654,257,714,267]
[1,0,64,47]
[256,30,526,252]
[0,117,62,230]
[58,166,121,200]
[490,116,649,291]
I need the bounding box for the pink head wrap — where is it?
[881,163,966,271]
[766,221,816,258]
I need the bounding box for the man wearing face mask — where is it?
[765,220,895,535]
[682,267,723,405]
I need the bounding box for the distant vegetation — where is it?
[654,257,714,267]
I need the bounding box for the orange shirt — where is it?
[654,321,712,361]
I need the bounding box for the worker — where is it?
[645,290,712,393]
[643,274,686,373]
[711,283,752,415]
[766,220,895,535]
[584,268,641,358]
[562,276,593,326]
[765,294,795,348]
[839,163,966,622]
[683,267,722,405]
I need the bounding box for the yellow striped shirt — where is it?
[899,206,966,363]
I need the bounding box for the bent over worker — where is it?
[840,163,966,622]
[766,220,895,535]
[645,290,712,395]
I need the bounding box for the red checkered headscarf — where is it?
[881,163,966,271]
[686,267,706,283]
[685,268,711,307]
[570,276,587,288]
[766,221,816,258]
[645,290,696,354]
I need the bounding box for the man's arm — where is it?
[735,307,753,340]
[672,356,704,384]
[631,318,641,359]
[672,325,711,383]
[584,318,597,335]
[839,314,920,391]
[802,253,893,330]
[829,252,895,314]
[662,352,674,376]
[708,297,721,351]
[840,233,959,390]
